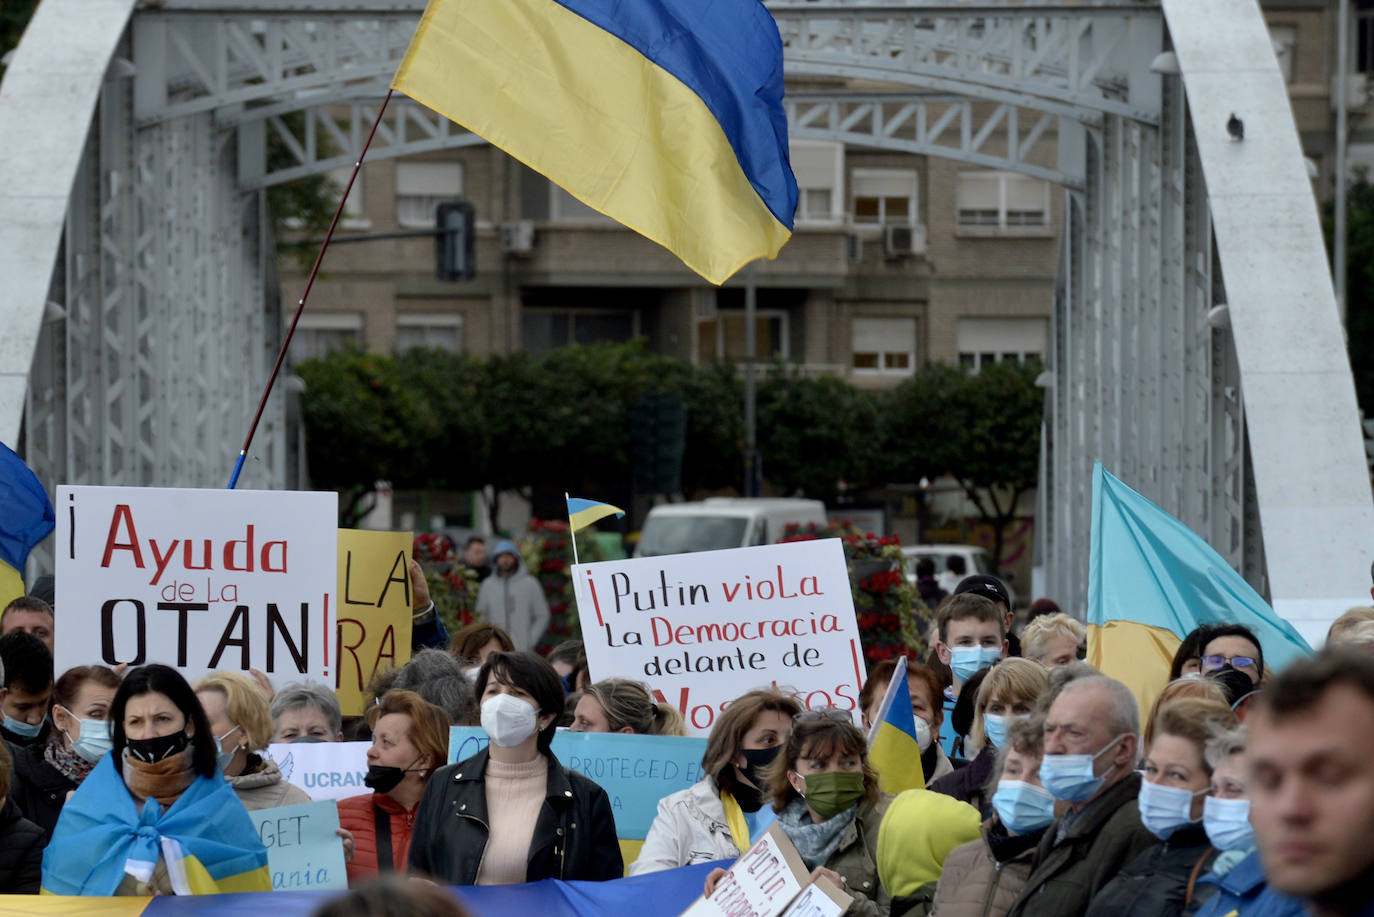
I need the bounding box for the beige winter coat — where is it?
[933,820,1036,917]
[227,757,312,811]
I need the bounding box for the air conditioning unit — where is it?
[499,220,535,254]
[883,224,926,257]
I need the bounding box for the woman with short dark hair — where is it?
[406,651,621,885]
[40,665,270,896]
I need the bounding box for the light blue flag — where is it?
[1087,462,1311,713]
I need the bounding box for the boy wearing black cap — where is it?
[953,574,1021,657]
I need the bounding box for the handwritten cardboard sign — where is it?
[264,741,371,801]
[250,800,348,892]
[680,823,853,917]
[448,727,707,839]
[55,486,336,688]
[573,540,864,734]
[335,530,413,715]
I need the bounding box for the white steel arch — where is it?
[0,0,1370,637]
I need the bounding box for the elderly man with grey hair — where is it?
[1006,674,1155,917]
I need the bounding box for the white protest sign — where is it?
[56,486,337,688]
[264,741,371,801]
[573,539,864,735]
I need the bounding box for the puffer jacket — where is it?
[407,748,622,885]
[1084,823,1216,917]
[1005,773,1156,917]
[474,542,550,650]
[227,756,312,811]
[0,797,42,893]
[787,796,892,917]
[7,740,76,841]
[631,776,739,875]
[338,791,420,887]
[933,817,1041,917]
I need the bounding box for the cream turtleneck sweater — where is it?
[476,755,549,886]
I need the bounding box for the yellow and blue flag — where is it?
[0,443,53,606]
[1087,462,1311,723]
[567,496,626,532]
[866,656,926,794]
[42,756,270,896]
[390,0,797,285]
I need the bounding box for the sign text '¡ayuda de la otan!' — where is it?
[91,504,313,675]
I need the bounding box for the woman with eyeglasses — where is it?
[930,659,1047,819]
[704,708,892,916]
[631,688,801,875]
[1084,697,1238,917]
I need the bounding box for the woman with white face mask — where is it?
[407,651,622,885]
[9,665,119,840]
[859,660,951,787]
[1084,697,1238,917]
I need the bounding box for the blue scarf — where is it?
[776,797,857,871]
[41,753,270,896]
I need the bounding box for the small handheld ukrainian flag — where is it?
[566,496,627,533]
[866,656,926,794]
[0,443,53,606]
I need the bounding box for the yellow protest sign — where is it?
[335,530,413,715]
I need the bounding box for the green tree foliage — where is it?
[884,360,1043,564]
[297,343,1044,543]
[0,0,38,72]
[758,367,880,501]
[1325,178,1374,416]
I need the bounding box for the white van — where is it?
[635,498,828,557]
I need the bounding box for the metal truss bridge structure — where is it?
[1,0,1370,639]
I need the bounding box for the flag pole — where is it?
[565,492,581,566]
[228,88,396,489]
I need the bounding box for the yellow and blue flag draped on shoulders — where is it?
[42,755,270,896]
[0,442,53,606]
[1087,462,1311,724]
[567,496,626,532]
[866,656,925,794]
[390,0,798,285]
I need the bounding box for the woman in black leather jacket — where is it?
[407,651,622,885]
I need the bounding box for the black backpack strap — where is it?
[374,804,394,872]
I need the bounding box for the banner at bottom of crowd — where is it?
[6,861,719,916]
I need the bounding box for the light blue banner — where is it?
[249,800,349,892]
[449,727,708,840]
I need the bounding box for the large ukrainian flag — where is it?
[0,443,53,606]
[1087,463,1311,723]
[391,0,797,285]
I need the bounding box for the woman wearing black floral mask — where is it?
[41,664,270,896]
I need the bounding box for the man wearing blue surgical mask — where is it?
[0,632,52,749]
[1006,675,1154,917]
[934,594,1008,757]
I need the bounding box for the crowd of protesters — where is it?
[4,555,1374,917]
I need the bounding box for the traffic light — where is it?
[629,391,686,496]
[435,201,476,281]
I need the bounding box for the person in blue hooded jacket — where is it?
[474,540,550,651]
